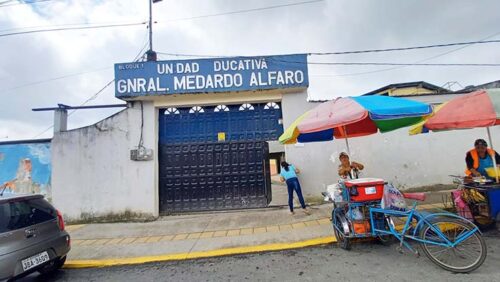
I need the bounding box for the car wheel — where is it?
[38,256,66,274]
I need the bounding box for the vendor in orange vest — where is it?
[465,139,500,177]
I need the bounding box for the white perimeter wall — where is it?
[51,102,157,221]
[281,93,500,196]
[50,90,494,217]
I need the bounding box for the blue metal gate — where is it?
[158,102,283,213]
[159,103,283,143]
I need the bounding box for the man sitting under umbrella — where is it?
[465,139,500,178]
[338,152,364,179]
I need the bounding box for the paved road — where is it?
[21,232,500,282]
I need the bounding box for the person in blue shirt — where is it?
[280,161,309,215]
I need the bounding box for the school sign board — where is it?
[114,54,308,98]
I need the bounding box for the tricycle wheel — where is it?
[376,234,393,246]
[332,210,351,250]
[473,215,496,230]
[419,218,486,273]
[375,217,394,246]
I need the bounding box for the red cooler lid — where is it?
[344,178,385,187]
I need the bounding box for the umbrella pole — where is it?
[486,127,499,183]
[343,126,351,155]
[345,137,351,156]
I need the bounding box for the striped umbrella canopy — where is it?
[413,89,500,181]
[279,111,334,145]
[279,95,432,150]
[409,103,446,135]
[424,89,500,130]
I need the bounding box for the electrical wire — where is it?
[31,37,149,139]
[1,0,322,37]
[67,39,149,114]
[1,25,151,94]
[0,21,147,37]
[1,32,149,95]
[305,62,500,66]
[308,39,500,56]
[138,101,144,148]
[416,31,500,63]
[31,79,116,139]
[157,0,324,23]
[0,66,111,94]
[31,124,53,139]
[159,51,500,67]
[157,39,500,59]
[325,31,500,77]
[0,20,147,33]
[0,0,61,8]
[70,80,115,112]
[266,57,500,78]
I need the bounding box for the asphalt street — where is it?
[20,232,500,282]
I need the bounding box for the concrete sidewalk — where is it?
[64,191,450,268]
[65,204,334,267]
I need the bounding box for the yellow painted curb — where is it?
[64,236,336,269]
[63,203,448,269]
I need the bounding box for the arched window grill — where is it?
[239,103,255,111]
[189,106,205,113]
[214,105,229,112]
[164,107,180,115]
[264,102,280,110]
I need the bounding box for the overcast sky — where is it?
[0,0,499,140]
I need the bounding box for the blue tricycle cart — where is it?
[324,178,487,273]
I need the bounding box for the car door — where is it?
[0,197,59,257]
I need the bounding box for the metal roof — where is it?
[362,81,448,96]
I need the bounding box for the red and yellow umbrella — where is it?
[425,89,500,130]
[418,89,500,181]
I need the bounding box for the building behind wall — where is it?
[362,81,448,97]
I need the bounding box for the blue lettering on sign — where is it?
[114,54,309,98]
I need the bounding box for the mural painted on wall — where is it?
[0,142,51,199]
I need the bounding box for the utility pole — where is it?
[147,0,162,61]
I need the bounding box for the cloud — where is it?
[28,143,51,165]
[1,0,500,140]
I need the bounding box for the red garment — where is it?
[452,190,473,220]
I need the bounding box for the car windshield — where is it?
[0,198,56,233]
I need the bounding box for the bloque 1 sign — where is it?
[114,54,309,98]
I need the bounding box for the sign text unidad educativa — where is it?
[116,57,305,94]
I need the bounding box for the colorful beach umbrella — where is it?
[409,103,446,135]
[424,89,500,130]
[419,89,500,181]
[279,95,432,149]
[278,111,333,145]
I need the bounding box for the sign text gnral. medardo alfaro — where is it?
[114,54,308,98]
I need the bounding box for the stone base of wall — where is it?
[65,210,157,224]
